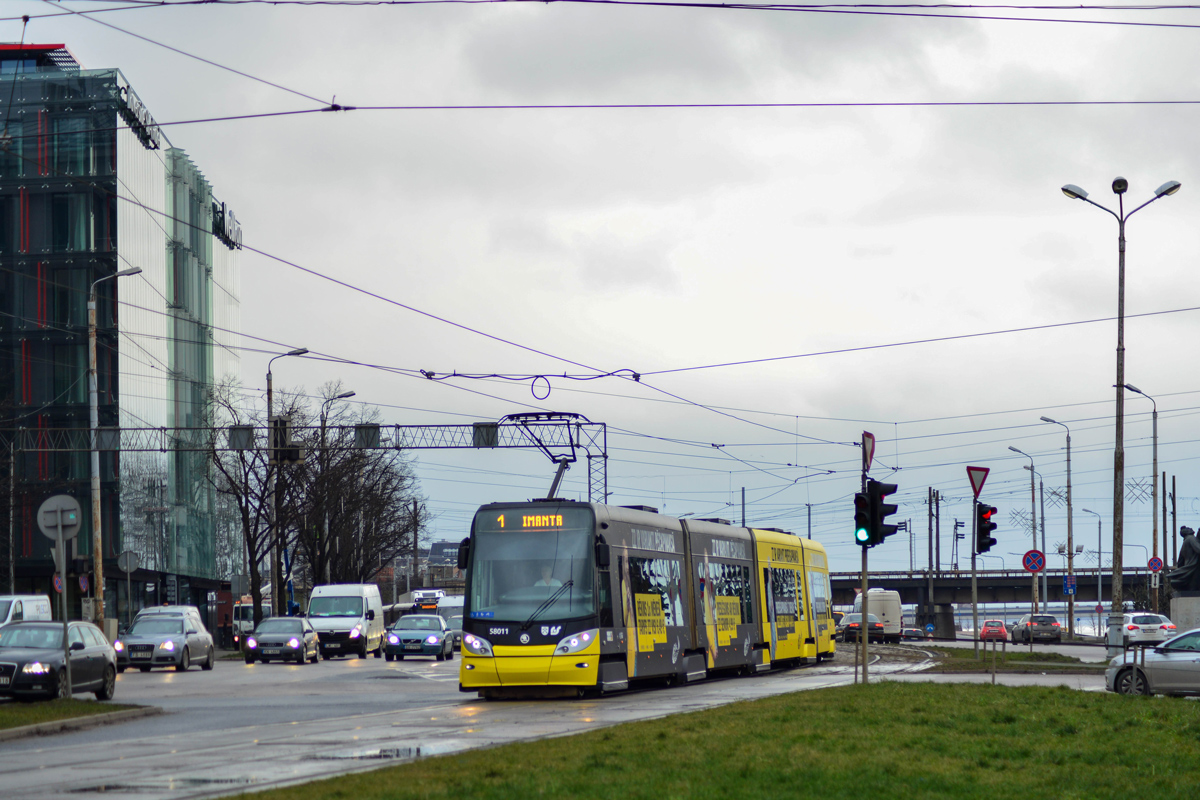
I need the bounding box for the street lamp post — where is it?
[1062,178,1180,646]
[1009,446,1038,612]
[88,266,142,629]
[266,348,308,616]
[320,391,355,584]
[1082,508,1103,612]
[1123,383,1159,612]
[1041,416,1074,637]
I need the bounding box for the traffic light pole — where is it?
[971,501,979,660]
[859,445,869,686]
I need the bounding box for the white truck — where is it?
[854,589,903,644]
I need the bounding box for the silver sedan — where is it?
[1106,627,1200,696]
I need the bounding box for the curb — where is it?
[0,705,163,742]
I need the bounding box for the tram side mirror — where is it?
[457,537,471,570]
[595,540,611,569]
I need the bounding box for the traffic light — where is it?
[853,492,871,545]
[867,479,898,546]
[976,502,998,554]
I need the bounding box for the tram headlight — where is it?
[555,629,599,655]
[462,634,493,658]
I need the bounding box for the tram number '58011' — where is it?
[490,628,510,636]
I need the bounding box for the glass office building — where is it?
[0,44,242,618]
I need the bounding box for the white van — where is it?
[307,584,385,659]
[434,594,463,624]
[0,595,53,627]
[854,589,903,644]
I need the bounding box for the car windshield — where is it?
[235,606,270,622]
[395,616,441,631]
[256,619,302,634]
[449,616,462,627]
[308,596,364,617]
[130,618,184,636]
[0,624,62,649]
[467,505,596,624]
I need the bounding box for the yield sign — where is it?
[862,431,875,473]
[966,466,990,499]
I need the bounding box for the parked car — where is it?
[1121,613,1176,647]
[1011,614,1062,644]
[0,621,117,700]
[385,614,455,661]
[245,617,320,665]
[837,613,884,643]
[980,620,1008,642]
[1106,627,1200,695]
[114,613,215,672]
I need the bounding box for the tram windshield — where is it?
[468,506,596,624]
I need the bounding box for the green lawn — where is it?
[923,646,1103,671]
[229,682,1193,800]
[0,699,138,731]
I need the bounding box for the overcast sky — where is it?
[10,0,1200,577]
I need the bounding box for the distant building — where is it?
[0,45,241,620]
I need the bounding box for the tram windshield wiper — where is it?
[521,580,574,631]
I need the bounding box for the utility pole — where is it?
[1172,476,1178,565]
[927,488,933,627]
[1162,472,1168,570]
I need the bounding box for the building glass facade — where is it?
[0,45,241,620]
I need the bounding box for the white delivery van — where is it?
[854,589,903,644]
[307,584,385,659]
[435,594,463,624]
[0,595,53,627]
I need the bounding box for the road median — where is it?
[0,702,162,742]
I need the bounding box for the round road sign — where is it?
[36,494,82,541]
[1149,556,1164,572]
[53,575,63,594]
[78,574,89,594]
[1022,549,1046,573]
[925,623,935,633]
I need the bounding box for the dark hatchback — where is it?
[838,613,884,643]
[385,614,455,661]
[245,617,320,665]
[0,621,117,701]
[1012,614,1062,644]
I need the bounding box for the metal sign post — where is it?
[36,495,82,698]
[117,551,139,631]
[966,468,989,661]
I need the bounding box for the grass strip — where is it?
[229,682,1194,800]
[0,699,138,731]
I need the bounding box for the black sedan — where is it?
[0,621,117,701]
[385,614,454,661]
[245,617,320,664]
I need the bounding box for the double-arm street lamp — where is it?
[1008,446,1038,612]
[1041,416,1074,636]
[89,266,142,627]
[320,391,355,583]
[266,348,308,615]
[1061,177,1180,642]
[1123,383,1160,611]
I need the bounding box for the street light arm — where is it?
[1066,191,1120,221]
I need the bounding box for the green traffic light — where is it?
[855,526,870,544]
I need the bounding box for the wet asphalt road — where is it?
[0,646,1104,800]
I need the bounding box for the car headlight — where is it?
[159,640,176,651]
[113,641,124,652]
[349,624,362,639]
[462,634,493,657]
[425,635,441,645]
[22,661,51,675]
[387,633,399,645]
[556,629,598,655]
[288,638,301,649]
[247,637,258,649]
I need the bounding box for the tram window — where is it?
[598,571,614,628]
[766,568,801,635]
[808,570,830,619]
[697,561,753,625]
[625,556,684,627]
